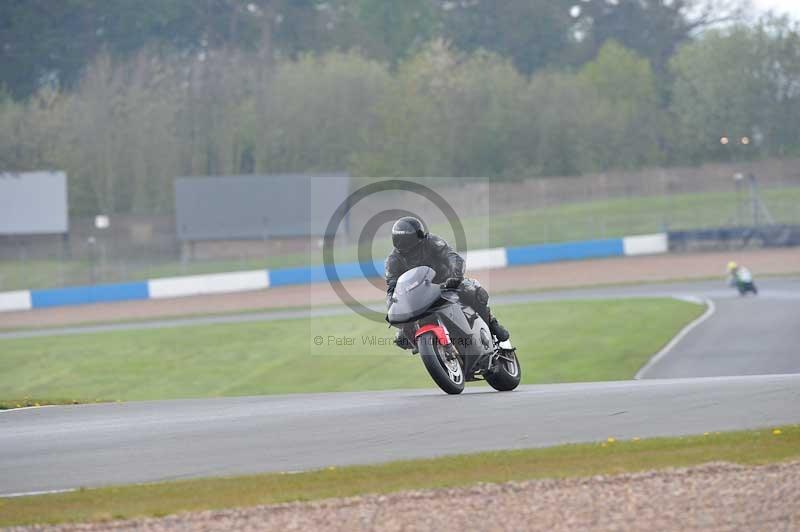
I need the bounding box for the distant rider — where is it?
[727,261,758,295]
[385,216,510,350]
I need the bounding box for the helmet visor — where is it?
[392,231,421,252]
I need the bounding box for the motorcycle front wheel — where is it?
[485,349,521,391]
[418,333,465,395]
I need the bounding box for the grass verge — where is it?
[0,298,702,403]
[1,425,797,527]
[0,399,99,410]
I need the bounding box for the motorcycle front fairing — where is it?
[387,266,442,325]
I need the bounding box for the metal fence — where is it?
[2,158,799,292]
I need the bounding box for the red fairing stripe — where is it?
[415,324,450,345]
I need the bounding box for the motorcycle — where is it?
[734,278,758,296]
[387,266,521,395]
[730,268,758,296]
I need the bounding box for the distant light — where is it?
[95,215,110,229]
[720,136,730,145]
[733,173,744,181]
[570,5,581,17]
[740,136,751,145]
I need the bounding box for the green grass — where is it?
[0,298,702,403]
[1,425,797,527]
[467,186,800,249]
[3,186,800,291]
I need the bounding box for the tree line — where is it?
[0,4,798,216]
[1,0,746,100]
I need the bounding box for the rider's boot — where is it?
[395,327,420,353]
[483,306,509,342]
[490,317,510,342]
[394,328,413,350]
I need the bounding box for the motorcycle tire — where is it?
[418,333,465,395]
[485,349,521,392]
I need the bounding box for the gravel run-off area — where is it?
[12,460,800,532]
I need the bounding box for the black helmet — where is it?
[392,216,427,252]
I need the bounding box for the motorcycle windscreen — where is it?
[387,266,442,324]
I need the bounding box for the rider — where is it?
[727,261,755,287]
[385,216,510,349]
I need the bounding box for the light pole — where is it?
[720,134,772,228]
[90,215,110,284]
[720,134,743,226]
[733,172,744,226]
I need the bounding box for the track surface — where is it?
[1,278,798,496]
[2,375,799,496]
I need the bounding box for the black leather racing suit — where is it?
[385,235,502,343]
[385,235,464,296]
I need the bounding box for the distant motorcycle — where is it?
[387,266,521,395]
[729,266,758,296]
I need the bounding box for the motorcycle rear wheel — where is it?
[418,333,465,395]
[485,350,521,391]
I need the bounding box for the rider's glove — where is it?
[442,277,462,289]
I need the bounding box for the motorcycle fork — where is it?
[416,316,463,368]
[489,344,516,369]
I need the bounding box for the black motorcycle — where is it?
[734,278,758,296]
[387,266,521,395]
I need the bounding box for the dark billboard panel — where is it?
[175,174,349,241]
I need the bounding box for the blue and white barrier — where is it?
[506,238,623,266]
[30,282,150,309]
[463,248,508,270]
[0,233,668,312]
[622,233,669,256]
[0,290,32,312]
[148,270,269,299]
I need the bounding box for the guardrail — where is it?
[668,224,800,251]
[0,233,667,312]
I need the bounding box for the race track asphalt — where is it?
[636,281,800,378]
[1,278,798,496]
[1,375,799,497]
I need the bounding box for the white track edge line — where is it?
[0,488,78,498]
[634,297,716,380]
[0,404,56,414]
